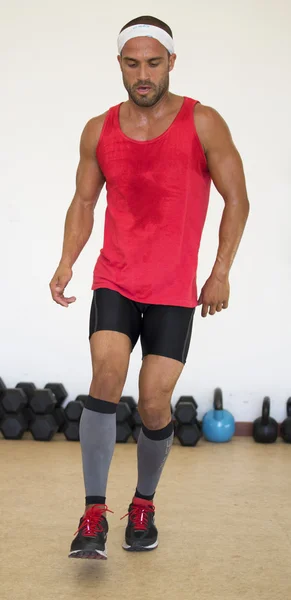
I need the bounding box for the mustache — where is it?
[133,82,155,89]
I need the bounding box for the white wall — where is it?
[1,0,290,421]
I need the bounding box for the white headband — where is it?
[118,24,175,55]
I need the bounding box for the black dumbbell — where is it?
[176,422,201,446]
[15,383,37,428]
[253,397,278,443]
[1,412,29,439]
[29,389,58,441]
[44,383,68,404]
[73,394,89,405]
[0,383,66,441]
[63,398,85,441]
[1,388,28,413]
[116,396,136,443]
[44,383,68,432]
[174,396,201,446]
[175,396,198,424]
[31,385,67,432]
[0,377,7,398]
[0,387,34,437]
[29,389,63,441]
[0,377,5,419]
[0,388,30,439]
[16,382,36,401]
[281,398,291,443]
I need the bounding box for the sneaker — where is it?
[121,501,158,551]
[69,504,113,559]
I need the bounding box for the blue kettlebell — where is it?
[202,388,235,443]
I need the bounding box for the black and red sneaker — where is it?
[121,500,158,552]
[69,505,113,560]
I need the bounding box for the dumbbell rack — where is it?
[0,378,202,446]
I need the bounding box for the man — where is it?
[50,15,249,559]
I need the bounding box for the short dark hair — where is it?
[120,15,173,38]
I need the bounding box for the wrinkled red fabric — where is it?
[93,97,211,307]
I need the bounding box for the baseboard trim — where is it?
[235,422,253,436]
[235,422,284,436]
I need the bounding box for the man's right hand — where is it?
[49,264,76,308]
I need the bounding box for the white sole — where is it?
[69,547,107,560]
[122,539,158,551]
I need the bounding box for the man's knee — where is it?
[138,396,172,430]
[90,363,125,403]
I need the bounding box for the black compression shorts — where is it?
[89,288,195,365]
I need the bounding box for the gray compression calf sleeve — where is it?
[79,396,117,504]
[136,421,174,499]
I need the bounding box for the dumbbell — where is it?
[44,383,67,432]
[174,396,201,446]
[116,396,136,443]
[29,384,67,441]
[16,382,36,401]
[29,389,59,441]
[0,377,7,421]
[63,396,85,441]
[0,388,30,439]
[175,396,198,423]
[44,383,67,404]
[253,397,278,443]
[63,394,137,442]
[0,377,7,395]
[0,383,41,439]
[281,398,291,443]
[0,382,67,440]
[16,382,37,426]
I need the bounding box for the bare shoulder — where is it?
[81,111,109,150]
[194,104,232,150]
[194,104,230,130]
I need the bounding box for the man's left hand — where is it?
[198,274,230,317]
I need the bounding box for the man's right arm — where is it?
[50,113,107,307]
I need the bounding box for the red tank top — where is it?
[93,97,211,307]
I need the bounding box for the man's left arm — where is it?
[195,105,250,317]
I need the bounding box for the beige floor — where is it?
[1,436,291,600]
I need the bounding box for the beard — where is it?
[122,71,170,107]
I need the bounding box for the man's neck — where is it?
[125,91,174,121]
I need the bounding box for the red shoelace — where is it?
[120,503,155,531]
[76,505,113,537]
